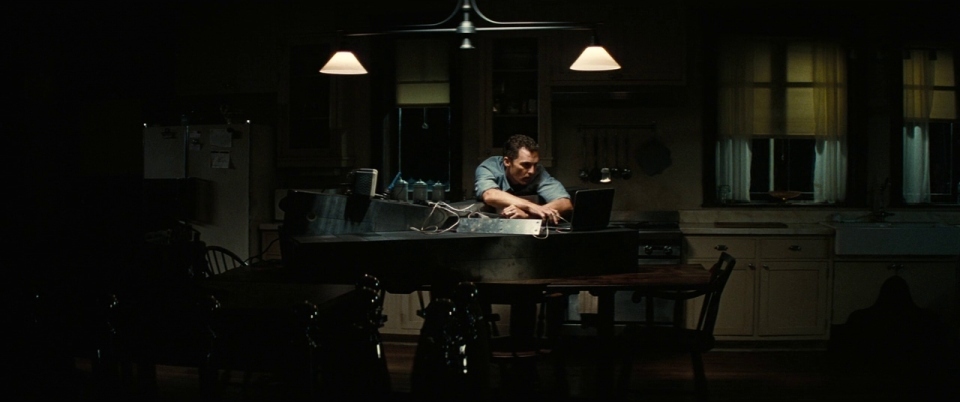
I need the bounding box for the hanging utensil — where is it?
[611,130,621,179]
[600,132,612,183]
[578,129,590,182]
[621,134,633,180]
[589,133,601,183]
[421,108,429,129]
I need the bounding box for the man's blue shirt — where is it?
[474,156,570,203]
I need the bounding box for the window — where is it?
[387,39,457,196]
[393,107,452,189]
[750,137,816,196]
[716,37,846,204]
[902,48,958,204]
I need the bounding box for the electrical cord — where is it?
[408,201,570,239]
[409,201,479,234]
[534,215,571,239]
[245,235,281,264]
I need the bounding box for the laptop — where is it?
[557,188,615,231]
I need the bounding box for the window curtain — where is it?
[716,38,756,202]
[811,42,847,203]
[902,49,934,203]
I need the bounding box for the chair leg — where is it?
[548,342,571,398]
[616,353,634,395]
[197,355,219,401]
[691,351,709,402]
[616,335,637,396]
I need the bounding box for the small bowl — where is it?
[768,191,802,202]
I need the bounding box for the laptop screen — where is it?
[566,188,615,231]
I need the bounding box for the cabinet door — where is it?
[897,262,958,329]
[758,261,830,336]
[832,260,960,326]
[479,35,553,166]
[686,258,756,336]
[832,262,896,325]
[380,291,428,336]
[833,261,958,329]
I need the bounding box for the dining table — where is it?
[193,255,711,398]
[478,264,713,397]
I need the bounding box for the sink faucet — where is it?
[871,178,894,222]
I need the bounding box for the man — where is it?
[474,134,572,225]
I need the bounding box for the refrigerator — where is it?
[144,123,276,261]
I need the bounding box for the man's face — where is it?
[504,147,539,186]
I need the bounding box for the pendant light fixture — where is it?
[321,0,620,75]
[570,28,621,71]
[320,51,368,75]
[320,31,368,75]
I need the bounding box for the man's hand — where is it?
[501,203,561,224]
[481,188,570,225]
[525,204,563,224]
[500,205,531,220]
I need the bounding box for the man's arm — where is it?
[480,188,540,211]
[482,188,570,224]
[544,196,573,217]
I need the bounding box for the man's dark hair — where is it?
[503,134,539,160]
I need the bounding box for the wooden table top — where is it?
[479,264,711,292]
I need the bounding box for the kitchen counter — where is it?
[680,222,834,236]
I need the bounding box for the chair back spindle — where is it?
[203,246,247,277]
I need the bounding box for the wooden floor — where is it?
[45,335,957,402]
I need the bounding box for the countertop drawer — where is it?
[759,238,829,259]
[684,236,756,260]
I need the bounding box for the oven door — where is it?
[637,257,682,265]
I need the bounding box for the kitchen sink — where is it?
[823,222,960,255]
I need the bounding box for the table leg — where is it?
[592,290,617,398]
[509,301,538,350]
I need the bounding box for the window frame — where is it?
[893,45,960,207]
[708,36,846,206]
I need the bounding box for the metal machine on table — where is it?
[277,190,639,294]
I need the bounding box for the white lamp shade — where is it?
[570,46,621,71]
[320,51,368,75]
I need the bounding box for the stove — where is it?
[611,211,684,265]
[568,212,684,327]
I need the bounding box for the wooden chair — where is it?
[616,252,737,401]
[410,282,492,401]
[203,246,247,276]
[473,282,557,397]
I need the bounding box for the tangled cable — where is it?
[409,201,488,234]
[409,201,570,239]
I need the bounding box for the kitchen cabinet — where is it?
[683,236,831,340]
[833,258,958,333]
[478,35,553,166]
[380,292,428,336]
[684,236,756,336]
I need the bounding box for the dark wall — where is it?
[12,3,180,302]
